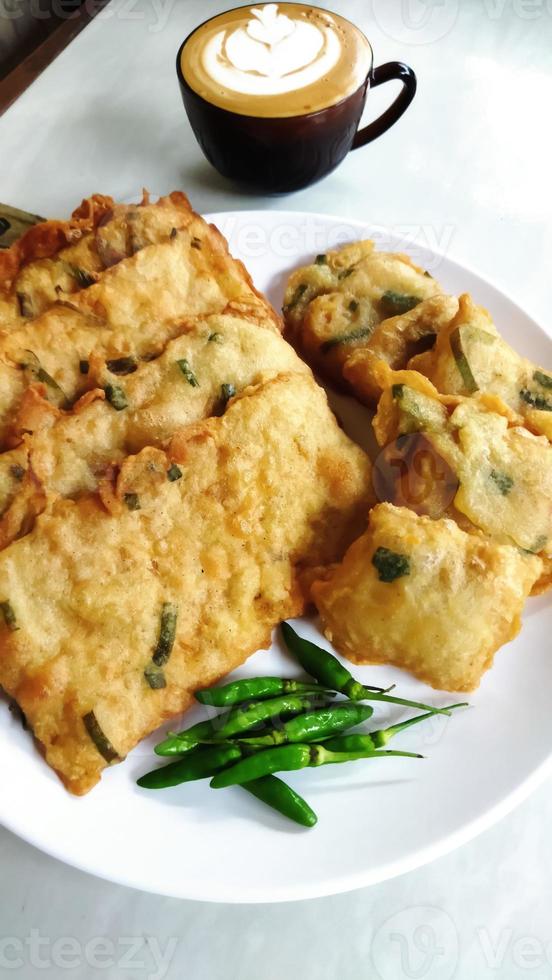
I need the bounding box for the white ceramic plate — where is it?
[0,210,550,903]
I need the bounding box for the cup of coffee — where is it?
[176,3,416,193]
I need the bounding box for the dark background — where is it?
[0,0,83,80]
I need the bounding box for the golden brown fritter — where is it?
[409,294,552,440]
[371,366,552,563]
[0,194,113,331]
[0,373,372,794]
[312,503,542,693]
[0,313,310,547]
[341,295,458,403]
[0,194,113,285]
[283,241,448,400]
[0,211,280,449]
[0,192,201,332]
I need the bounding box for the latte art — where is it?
[207,5,340,97]
[181,4,372,118]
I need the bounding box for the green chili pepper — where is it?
[338,267,355,280]
[281,623,452,715]
[372,546,410,582]
[155,718,214,755]
[154,691,332,756]
[177,358,199,387]
[144,664,167,689]
[490,470,513,496]
[138,750,318,828]
[283,282,307,313]
[104,383,128,411]
[322,704,467,752]
[138,743,242,788]
[320,326,372,353]
[79,359,90,375]
[379,291,421,317]
[233,702,374,747]
[124,492,140,511]
[315,254,327,265]
[210,743,422,788]
[153,603,178,666]
[144,602,178,689]
[195,676,332,707]
[519,388,552,411]
[208,332,223,343]
[533,370,552,390]
[450,327,479,393]
[241,775,317,828]
[167,464,182,482]
[83,711,120,763]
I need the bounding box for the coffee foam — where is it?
[181,4,372,118]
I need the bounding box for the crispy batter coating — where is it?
[0,192,201,332]
[372,368,552,555]
[312,503,542,692]
[283,241,447,400]
[0,374,372,793]
[0,209,280,448]
[409,294,552,440]
[0,313,310,544]
[341,296,458,403]
[369,366,552,593]
[0,194,114,286]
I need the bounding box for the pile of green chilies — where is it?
[137,622,468,828]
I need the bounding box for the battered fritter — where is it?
[0,207,280,448]
[0,312,310,547]
[312,503,542,693]
[408,293,552,440]
[283,240,448,400]
[0,374,372,793]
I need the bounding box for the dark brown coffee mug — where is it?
[176,11,416,194]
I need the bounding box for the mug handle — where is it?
[352,62,417,149]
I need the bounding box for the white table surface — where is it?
[1,0,551,976]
